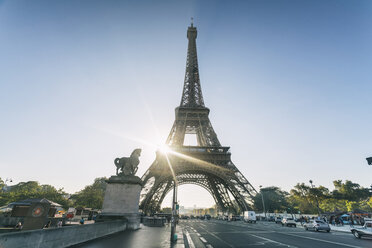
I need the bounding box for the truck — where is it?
[244,211,256,223]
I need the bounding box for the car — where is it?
[231,215,242,221]
[223,215,228,221]
[351,221,372,239]
[204,214,211,220]
[304,220,330,232]
[275,216,282,224]
[268,216,275,222]
[281,217,296,227]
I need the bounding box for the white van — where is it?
[244,211,257,223]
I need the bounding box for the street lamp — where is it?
[170,180,178,243]
[259,185,266,220]
[366,157,372,166]
[309,180,321,216]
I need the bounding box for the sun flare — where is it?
[159,144,171,154]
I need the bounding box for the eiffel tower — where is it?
[140,23,257,214]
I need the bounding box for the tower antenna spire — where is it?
[181,19,204,108]
[191,17,194,27]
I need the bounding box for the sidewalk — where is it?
[330,224,354,233]
[73,222,186,248]
[295,223,353,233]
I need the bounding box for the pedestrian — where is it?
[15,221,23,230]
[331,216,335,226]
[44,220,52,228]
[80,217,85,225]
[350,215,354,227]
[57,220,63,228]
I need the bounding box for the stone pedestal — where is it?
[98,175,142,230]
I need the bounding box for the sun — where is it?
[159,144,170,154]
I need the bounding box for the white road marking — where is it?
[206,245,214,248]
[188,220,363,248]
[184,229,195,248]
[220,231,275,234]
[249,234,298,248]
[196,224,235,248]
[200,237,208,243]
[282,233,363,248]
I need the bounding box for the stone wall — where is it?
[0,220,127,248]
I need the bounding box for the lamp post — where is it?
[170,181,178,243]
[366,157,372,166]
[259,185,266,220]
[309,180,321,216]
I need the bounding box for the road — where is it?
[181,219,372,248]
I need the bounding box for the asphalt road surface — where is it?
[181,219,372,248]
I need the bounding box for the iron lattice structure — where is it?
[140,24,257,214]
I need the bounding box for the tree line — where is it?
[252,180,372,214]
[0,177,107,210]
[1,177,371,214]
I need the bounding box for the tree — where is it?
[0,180,70,209]
[319,198,347,212]
[289,183,319,214]
[253,186,289,213]
[71,177,107,209]
[0,177,4,190]
[161,207,172,214]
[289,180,372,214]
[331,180,370,202]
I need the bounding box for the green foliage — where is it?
[319,198,347,212]
[289,183,321,214]
[253,186,289,213]
[288,180,371,214]
[345,201,360,212]
[161,207,172,214]
[331,180,370,201]
[0,178,4,190]
[255,181,371,214]
[368,197,372,209]
[0,179,70,209]
[70,177,107,209]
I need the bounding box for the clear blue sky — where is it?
[1,0,371,208]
